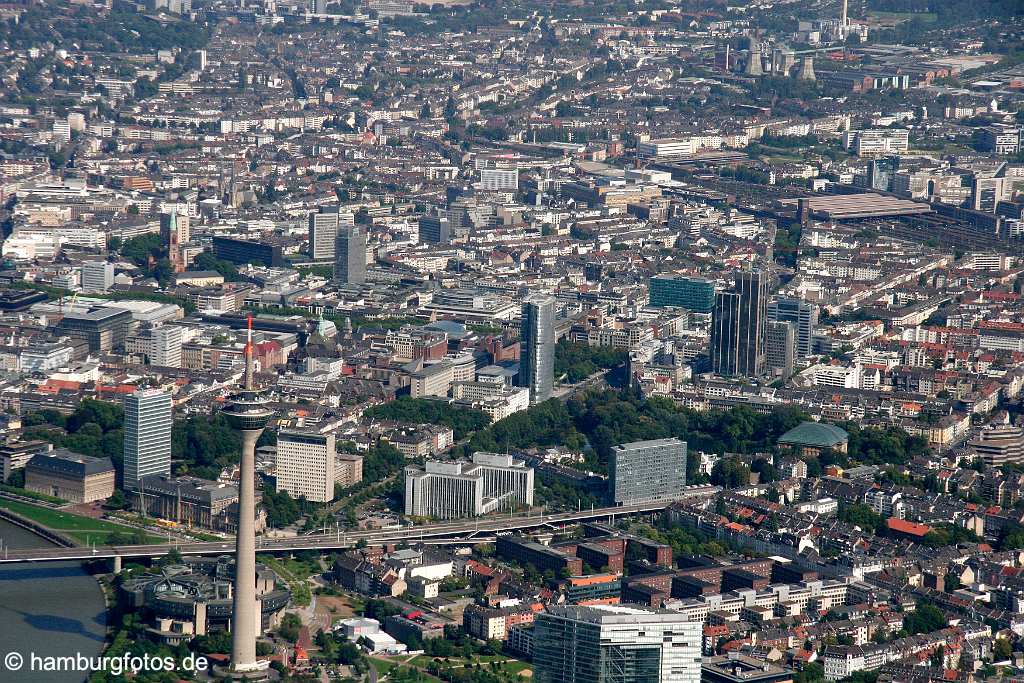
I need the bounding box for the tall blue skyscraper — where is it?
[518,295,555,404]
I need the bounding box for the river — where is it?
[0,519,107,683]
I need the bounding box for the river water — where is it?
[0,519,107,683]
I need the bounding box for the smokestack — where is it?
[842,0,848,32]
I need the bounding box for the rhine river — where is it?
[0,518,107,683]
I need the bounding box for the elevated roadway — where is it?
[0,499,682,564]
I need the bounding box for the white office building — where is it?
[152,325,183,368]
[20,342,73,373]
[309,209,354,261]
[277,429,335,503]
[637,138,696,159]
[480,167,519,191]
[123,389,173,490]
[404,452,534,519]
[842,129,910,156]
[81,261,114,293]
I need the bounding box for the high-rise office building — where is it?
[867,156,899,192]
[766,297,818,359]
[404,452,534,519]
[277,429,335,503]
[766,320,796,378]
[533,605,701,683]
[309,208,353,260]
[480,167,519,191]
[55,306,133,352]
[711,270,768,377]
[309,209,338,260]
[609,438,686,506]
[335,225,367,284]
[152,324,183,368]
[518,295,555,404]
[418,214,451,244]
[648,275,715,313]
[123,389,173,490]
[81,261,114,293]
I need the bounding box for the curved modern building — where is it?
[120,557,290,646]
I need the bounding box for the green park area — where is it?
[0,498,160,545]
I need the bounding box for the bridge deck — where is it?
[0,500,688,563]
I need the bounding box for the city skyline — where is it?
[0,0,1020,681]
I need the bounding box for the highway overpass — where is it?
[0,499,696,564]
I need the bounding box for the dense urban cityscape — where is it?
[0,0,1022,681]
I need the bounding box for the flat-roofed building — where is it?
[609,438,687,506]
[25,449,115,503]
[970,425,1024,467]
[404,452,534,519]
[702,654,793,683]
[277,429,335,503]
[0,439,52,481]
[533,605,701,683]
[55,306,133,352]
[648,275,715,313]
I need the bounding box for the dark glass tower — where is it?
[335,225,367,284]
[711,269,768,377]
[518,295,555,404]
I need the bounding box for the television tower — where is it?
[221,315,274,679]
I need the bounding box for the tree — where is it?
[553,340,627,384]
[278,613,302,643]
[105,489,127,510]
[903,602,947,635]
[364,398,489,441]
[193,252,242,282]
[710,458,751,488]
[793,662,825,683]
[994,637,1012,661]
[263,489,304,528]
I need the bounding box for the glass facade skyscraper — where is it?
[123,388,172,490]
[534,605,701,683]
[767,296,819,359]
[711,269,768,377]
[648,275,715,313]
[335,224,367,284]
[518,295,555,404]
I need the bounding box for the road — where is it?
[0,499,677,563]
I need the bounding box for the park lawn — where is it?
[0,499,160,545]
[410,655,437,667]
[503,661,533,675]
[63,529,163,545]
[412,655,533,674]
[369,657,398,675]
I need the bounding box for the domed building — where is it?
[120,556,291,646]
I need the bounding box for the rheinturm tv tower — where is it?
[221,315,274,678]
